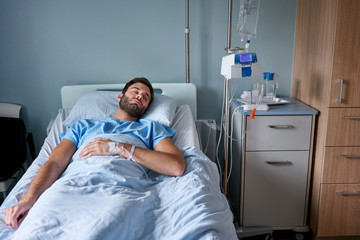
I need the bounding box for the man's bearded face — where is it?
[119,93,148,118]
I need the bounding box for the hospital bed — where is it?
[0,83,237,240]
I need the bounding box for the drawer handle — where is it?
[340,154,360,158]
[336,191,360,196]
[266,161,292,166]
[344,116,360,120]
[267,125,294,129]
[337,78,343,103]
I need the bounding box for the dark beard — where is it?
[119,94,147,119]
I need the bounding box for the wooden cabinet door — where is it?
[318,184,360,236]
[325,108,360,146]
[329,0,360,107]
[323,147,360,183]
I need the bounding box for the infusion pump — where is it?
[221,52,262,79]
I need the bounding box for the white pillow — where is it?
[63,91,178,127]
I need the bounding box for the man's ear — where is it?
[118,93,123,102]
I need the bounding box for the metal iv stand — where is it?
[223,0,242,197]
[222,0,273,239]
[223,0,235,198]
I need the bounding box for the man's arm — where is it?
[4,139,76,229]
[80,137,185,176]
[126,137,185,176]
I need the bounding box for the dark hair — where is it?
[122,77,154,105]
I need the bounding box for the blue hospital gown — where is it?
[61,118,175,149]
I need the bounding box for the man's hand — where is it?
[79,138,113,159]
[4,139,77,230]
[4,202,32,230]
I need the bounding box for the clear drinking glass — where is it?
[251,82,264,104]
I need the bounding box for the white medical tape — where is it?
[108,142,118,155]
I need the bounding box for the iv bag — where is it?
[236,0,260,41]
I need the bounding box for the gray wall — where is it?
[0,0,297,153]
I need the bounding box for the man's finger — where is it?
[10,212,20,229]
[4,208,10,225]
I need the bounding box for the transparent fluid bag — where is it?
[236,0,260,42]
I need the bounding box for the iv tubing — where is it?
[223,78,231,195]
[216,81,226,190]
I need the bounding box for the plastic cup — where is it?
[251,83,264,104]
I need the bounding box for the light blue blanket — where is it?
[0,134,237,240]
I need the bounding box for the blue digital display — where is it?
[240,54,252,62]
[234,53,257,65]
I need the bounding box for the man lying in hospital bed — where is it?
[1,78,237,239]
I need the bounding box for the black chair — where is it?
[0,103,36,198]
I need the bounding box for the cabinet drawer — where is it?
[323,147,360,183]
[246,115,313,151]
[326,108,360,146]
[318,184,360,237]
[243,151,309,227]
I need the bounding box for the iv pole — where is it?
[226,0,233,54]
[221,1,272,238]
[223,0,233,196]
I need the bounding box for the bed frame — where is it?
[61,83,197,119]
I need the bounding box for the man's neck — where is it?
[113,108,139,122]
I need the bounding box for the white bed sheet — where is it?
[0,104,237,240]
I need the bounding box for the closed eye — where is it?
[129,87,150,102]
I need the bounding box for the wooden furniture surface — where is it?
[326,108,360,146]
[318,184,360,236]
[292,0,360,237]
[323,147,360,183]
